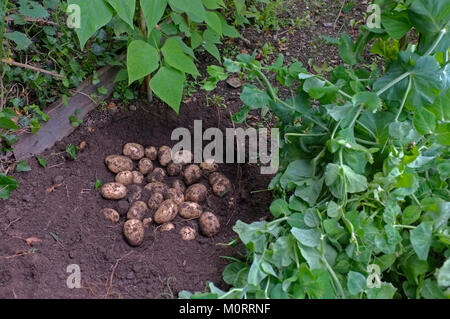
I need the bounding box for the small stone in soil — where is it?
[53,175,64,184]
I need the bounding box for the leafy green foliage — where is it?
[190,0,450,299]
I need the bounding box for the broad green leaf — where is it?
[280,159,313,188]
[325,163,368,199]
[414,107,436,135]
[0,174,19,199]
[231,106,250,123]
[19,0,49,18]
[437,258,450,288]
[140,0,167,34]
[127,40,160,84]
[270,199,290,218]
[0,117,19,130]
[347,271,366,295]
[353,92,382,113]
[294,178,323,206]
[338,34,357,65]
[222,262,249,287]
[4,31,31,50]
[168,0,206,22]
[437,162,450,180]
[36,155,47,167]
[16,160,31,172]
[435,123,450,146]
[420,279,445,299]
[106,0,135,28]
[150,67,185,113]
[161,38,199,77]
[240,85,270,109]
[410,222,433,260]
[68,0,114,50]
[402,205,421,225]
[381,11,411,39]
[205,11,222,35]
[327,201,341,218]
[291,228,321,248]
[366,282,397,299]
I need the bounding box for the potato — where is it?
[160,223,175,232]
[105,155,133,173]
[145,146,158,160]
[172,179,186,193]
[209,173,232,197]
[138,158,153,175]
[126,201,148,220]
[167,162,182,176]
[180,226,196,241]
[123,143,144,160]
[132,171,144,184]
[145,181,168,194]
[200,158,218,173]
[101,182,127,200]
[153,199,178,224]
[143,217,152,229]
[185,183,207,203]
[127,185,142,203]
[115,171,134,185]
[148,192,164,210]
[123,219,145,246]
[101,208,120,223]
[164,188,184,205]
[158,146,172,167]
[183,164,201,185]
[146,167,166,182]
[199,212,220,237]
[208,172,222,185]
[172,150,192,165]
[179,202,202,219]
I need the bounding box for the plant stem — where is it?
[285,132,328,137]
[376,72,410,96]
[139,7,152,102]
[425,28,447,56]
[394,76,412,122]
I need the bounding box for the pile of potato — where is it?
[100,143,232,247]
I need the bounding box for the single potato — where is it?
[200,158,218,173]
[138,158,153,175]
[144,146,158,160]
[153,199,178,224]
[183,164,201,185]
[180,226,196,241]
[126,201,148,220]
[148,192,164,210]
[185,183,207,203]
[160,222,175,232]
[199,212,220,237]
[209,173,232,197]
[164,188,184,205]
[145,181,168,194]
[123,143,145,160]
[167,162,182,176]
[115,171,134,185]
[179,202,203,219]
[101,208,120,223]
[101,182,127,200]
[158,146,172,167]
[105,155,133,173]
[123,219,145,246]
[146,167,166,182]
[172,179,186,193]
[132,171,144,184]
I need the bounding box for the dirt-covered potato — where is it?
[101,182,127,200]
[167,162,182,176]
[160,223,175,232]
[200,158,218,173]
[146,167,166,182]
[199,212,220,237]
[148,192,164,210]
[144,146,158,160]
[138,158,153,175]
[105,155,133,173]
[209,173,232,197]
[183,164,201,185]
[143,217,152,228]
[101,208,120,223]
[127,185,142,203]
[172,150,192,165]
[115,171,134,185]
[123,143,145,160]
[164,188,184,205]
[158,146,172,167]
[185,183,207,203]
[180,226,196,241]
[132,171,144,184]
[145,181,168,194]
[153,199,178,224]
[179,202,203,219]
[172,179,186,193]
[123,219,145,246]
[126,201,148,220]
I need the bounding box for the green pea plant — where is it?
[67,0,241,113]
[181,0,450,299]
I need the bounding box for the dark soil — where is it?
[0,0,366,298]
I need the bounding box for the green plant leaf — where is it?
[4,31,31,50]
[338,34,357,66]
[16,160,31,172]
[240,85,270,109]
[94,179,103,190]
[0,117,19,130]
[270,199,290,218]
[205,11,222,35]
[347,271,366,295]
[414,107,436,135]
[127,40,160,84]
[381,11,411,40]
[410,222,433,261]
[0,174,19,199]
[106,0,136,28]
[366,283,397,299]
[401,205,421,225]
[140,0,167,34]
[19,0,49,18]
[291,228,321,248]
[68,0,114,50]
[161,38,200,77]
[66,144,77,160]
[437,258,450,288]
[168,0,206,22]
[353,92,382,113]
[150,66,185,113]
